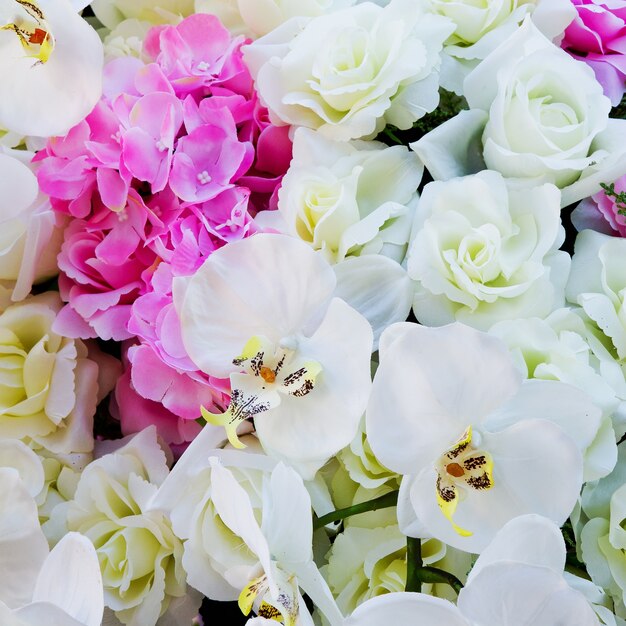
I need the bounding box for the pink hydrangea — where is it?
[561,0,626,105]
[37,13,292,446]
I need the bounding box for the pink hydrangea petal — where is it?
[96,168,129,212]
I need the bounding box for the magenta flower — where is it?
[562,0,626,105]
[35,12,292,448]
[572,174,626,235]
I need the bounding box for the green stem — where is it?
[405,537,463,595]
[382,127,403,145]
[313,490,399,530]
[413,567,463,595]
[405,537,423,592]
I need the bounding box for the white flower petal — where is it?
[345,592,470,626]
[333,255,413,349]
[32,533,103,626]
[459,562,600,626]
[0,468,49,609]
[468,514,566,585]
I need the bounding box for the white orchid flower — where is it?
[174,233,373,478]
[366,322,600,552]
[0,467,103,626]
[0,0,103,137]
[344,515,599,626]
[161,452,343,626]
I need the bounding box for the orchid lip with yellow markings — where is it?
[1,0,55,64]
[202,335,323,449]
[238,571,299,626]
[435,425,494,537]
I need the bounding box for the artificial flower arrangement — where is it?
[3,0,626,624]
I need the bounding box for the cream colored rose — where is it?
[277,128,421,265]
[262,128,419,344]
[407,170,569,329]
[0,292,98,456]
[91,0,193,29]
[102,19,152,60]
[244,0,455,140]
[434,0,575,94]
[60,428,188,626]
[413,19,626,207]
[0,152,64,303]
[323,524,471,615]
[195,0,354,37]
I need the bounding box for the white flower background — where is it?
[2,0,626,624]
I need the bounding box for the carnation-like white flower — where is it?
[367,322,599,552]
[0,0,103,137]
[406,170,569,329]
[56,428,189,626]
[0,292,98,457]
[264,128,420,342]
[0,152,63,303]
[196,0,355,37]
[412,19,626,208]
[174,233,373,478]
[490,308,619,481]
[435,0,576,94]
[243,0,455,140]
[0,467,104,626]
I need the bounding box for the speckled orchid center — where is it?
[201,335,322,449]
[239,570,299,626]
[435,425,494,537]
[1,1,55,64]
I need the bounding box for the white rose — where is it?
[196,0,355,37]
[406,170,570,329]
[243,0,455,140]
[0,152,64,303]
[263,128,420,342]
[0,292,98,457]
[277,128,421,265]
[566,229,626,439]
[434,0,576,94]
[91,0,193,29]
[412,19,626,208]
[58,428,189,626]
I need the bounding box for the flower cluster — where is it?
[34,12,292,447]
[4,0,626,625]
